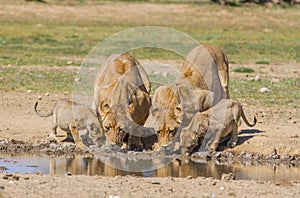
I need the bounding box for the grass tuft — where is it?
[233,67,254,73]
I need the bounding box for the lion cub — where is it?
[180,99,256,155]
[34,99,105,147]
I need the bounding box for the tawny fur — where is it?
[180,99,256,155]
[34,99,105,147]
[93,54,156,150]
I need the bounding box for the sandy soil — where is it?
[1,172,300,198]
[0,62,299,197]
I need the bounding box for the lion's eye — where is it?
[156,130,160,134]
[104,126,110,131]
[118,128,124,133]
[169,130,176,135]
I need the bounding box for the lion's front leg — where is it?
[69,121,85,148]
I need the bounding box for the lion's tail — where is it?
[34,101,53,118]
[241,107,257,127]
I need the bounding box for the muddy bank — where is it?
[1,139,300,167]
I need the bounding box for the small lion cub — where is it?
[34,99,105,147]
[180,99,256,155]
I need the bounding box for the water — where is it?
[1,154,300,181]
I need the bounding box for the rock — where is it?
[259,87,270,93]
[270,78,279,83]
[45,92,50,96]
[161,72,168,77]
[186,176,193,179]
[27,90,32,93]
[37,95,42,100]
[221,173,235,181]
[74,77,81,82]
[228,191,236,196]
[287,119,297,124]
[151,181,160,185]
[263,28,272,33]
[66,60,73,65]
[108,195,120,198]
[202,193,211,198]
[255,75,261,81]
[37,74,44,78]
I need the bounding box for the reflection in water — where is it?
[1,154,300,181]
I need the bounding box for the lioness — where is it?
[180,99,257,155]
[177,44,230,101]
[94,54,157,150]
[34,99,105,147]
[144,44,230,149]
[145,84,214,149]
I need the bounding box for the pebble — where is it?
[161,72,168,77]
[74,77,81,82]
[37,95,42,100]
[221,173,235,181]
[186,175,193,179]
[287,119,297,124]
[259,87,270,93]
[67,61,73,65]
[45,92,50,96]
[255,75,261,81]
[108,196,120,198]
[27,90,32,93]
[202,193,211,198]
[270,78,279,83]
[220,186,225,190]
[228,191,236,196]
[151,181,160,185]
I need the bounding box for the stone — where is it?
[259,87,270,93]
[74,78,81,82]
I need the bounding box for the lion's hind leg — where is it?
[226,122,239,148]
[48,124,58,141]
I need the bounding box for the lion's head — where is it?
[144,85,183,149]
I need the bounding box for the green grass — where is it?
[0,1,299,108]
[255,61,270,65]
[0,68,76,91]
[1,66,298,107]
[0,2,299,66]
[230,78,300,106]
[233,67,254,73]
[149,74,177,95]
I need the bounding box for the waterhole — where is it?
[1,154,300,181]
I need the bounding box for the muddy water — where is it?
[1,154,300,181]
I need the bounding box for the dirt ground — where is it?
[0,62,300,197]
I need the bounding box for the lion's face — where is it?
[144,86,183,148]
[180,113,208,155]
[98,101,125,147]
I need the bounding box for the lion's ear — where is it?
[174,104,183,120]
[100,101,111,113]
[150,105,160,116]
